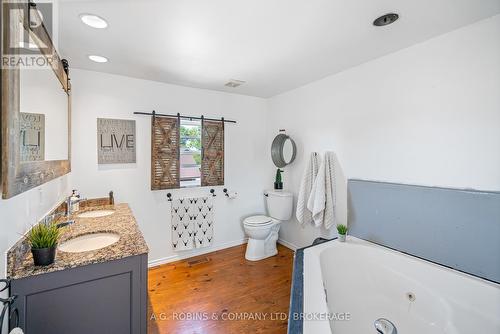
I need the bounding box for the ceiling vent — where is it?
[225,79,245,88]
[373,13,399,26]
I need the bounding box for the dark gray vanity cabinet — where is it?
[9,254,148,334]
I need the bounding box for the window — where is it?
[179,119,202,187]
[151,116,224,190]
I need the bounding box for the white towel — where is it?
[307,151,337,229]
[296,152,320,225]
[10,328,24,334]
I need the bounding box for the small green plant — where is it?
[27,223,60,249]
[336,224,348,236]
[275,169,283,183]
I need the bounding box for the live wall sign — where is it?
[97,118,136,164]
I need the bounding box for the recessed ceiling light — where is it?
[88,55,108,63]
[80,14,108,29]
[373,13,399,27]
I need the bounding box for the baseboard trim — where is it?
[148,238,248,268]
[278,238,298,251]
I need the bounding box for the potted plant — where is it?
[336,224,348,242]
[274,169,283,190]
[27,223,60,266]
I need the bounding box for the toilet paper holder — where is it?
[223,188,238,199]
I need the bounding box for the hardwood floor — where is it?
[147,244,294,334]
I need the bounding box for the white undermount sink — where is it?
[77,210,115,218]
[58,232,120,253]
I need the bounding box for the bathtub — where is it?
[299,237,500,333]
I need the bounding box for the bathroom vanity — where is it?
[7,203,149,334]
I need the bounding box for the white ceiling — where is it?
[59,0,500,97]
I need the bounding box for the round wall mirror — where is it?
[271,133,297,168]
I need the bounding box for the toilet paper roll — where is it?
[227,191,238,199]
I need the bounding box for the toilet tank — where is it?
[265,190,293,221]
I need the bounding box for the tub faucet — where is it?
[374,318,397,334]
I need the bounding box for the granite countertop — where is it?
[8,203,149,280]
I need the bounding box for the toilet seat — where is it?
[243,215,274,227]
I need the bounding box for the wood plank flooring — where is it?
[147,244,294,334]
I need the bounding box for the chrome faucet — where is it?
[374,318,397,334]
[44,211,66,224]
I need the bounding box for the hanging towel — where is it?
[296,152,320,225]
[171,198,195,251]
[307,151,337,229]
[171,196,214,251]
[193,197,214,248]
[10,328,24,334]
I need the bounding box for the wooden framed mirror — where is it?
[1,0,71,199]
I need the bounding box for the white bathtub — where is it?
[303,237,500,333]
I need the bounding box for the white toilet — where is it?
[243,190,293,261]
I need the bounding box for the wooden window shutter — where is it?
[151,116,180,190]
[201,120,224,186]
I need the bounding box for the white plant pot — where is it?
[338,234,346,242]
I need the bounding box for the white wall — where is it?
[267,15,500,249]
[70,69,269,264]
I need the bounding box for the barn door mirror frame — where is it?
[1,1,71,198]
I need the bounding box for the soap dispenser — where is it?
[70,190,80,212]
